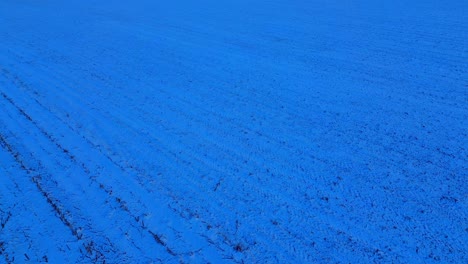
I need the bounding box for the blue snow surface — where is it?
[0,0,467,263]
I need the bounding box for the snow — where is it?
[0,0,467,263]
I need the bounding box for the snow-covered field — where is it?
[0,0,467,263]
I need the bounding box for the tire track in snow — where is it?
[0,67,229,263]
[0,134,99,262]
[0,90,169,262]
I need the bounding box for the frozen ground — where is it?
[0,0,467,263]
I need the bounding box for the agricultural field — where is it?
[0,0,466,263]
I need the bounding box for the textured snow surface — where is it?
[0,0,467,263]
